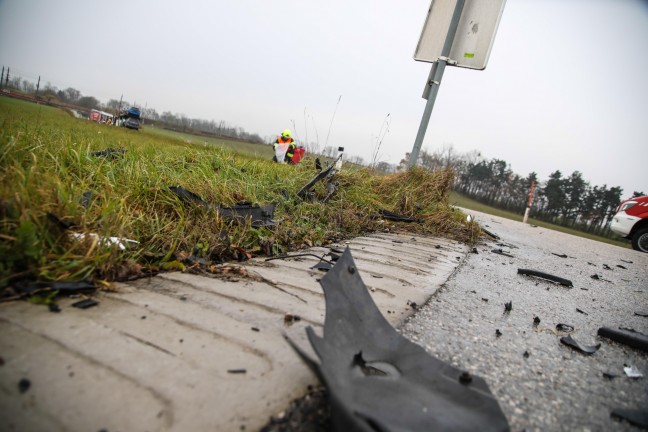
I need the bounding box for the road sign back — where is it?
[414,0,506,70]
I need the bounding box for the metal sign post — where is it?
[408,0,506,168]
[408,0,465,168]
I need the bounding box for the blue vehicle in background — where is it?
[117,106,141,130]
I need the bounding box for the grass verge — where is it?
[0,97,479,295]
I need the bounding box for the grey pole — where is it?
[408,0,465,168]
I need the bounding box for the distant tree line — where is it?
[402,146,644,236]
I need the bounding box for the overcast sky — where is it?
[1,0,646,196]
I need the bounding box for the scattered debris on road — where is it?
[598,327,648,353]
[517,269,573,287]
[559,334,601,355]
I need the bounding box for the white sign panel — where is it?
[414,0,506,70]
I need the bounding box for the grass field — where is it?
[0,96,479,291]
[449,191,631,249]
[143,125,275,160]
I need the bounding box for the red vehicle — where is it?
[610,195,648,252]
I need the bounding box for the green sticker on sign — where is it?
[464,53,475,58]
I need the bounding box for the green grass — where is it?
[0,97,479,292]
[142,125,275,160]
[449,191,631,249]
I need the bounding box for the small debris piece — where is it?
[491,248,514,258]
[556,324,574,333]
[623,365,643,378]
[407,301,418,309]
[576,308,588,315]
[251,327,260,332]
[602,372,619,380]
[560,334,601,355]
[598,327,648,353]
[517,268,573,287]
[482,228,500,240]
[471,248,479,254]
[378,209,422,223]
[13,279,96,295]
[523,351,530,358]
[551,253,568,258]
[611,408,648,429]
[620,259,633,264]
[533,316,541,326]
[71,299,99,309]
[227,369,247,374]
[284,313,301,324]
[495,329,502,338]
[48,303,61,313]
[18,378,31,394]
[504,301,513,313]
[616,265,627,270]
[481,298,489,302]
[603,264,612,270]
[91,147,126,159]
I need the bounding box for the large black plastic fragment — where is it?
[598,327,648,353]
[560,334,600,355]
[517,268,573,287]
[218,203,276,228]
[293,247,510,432]
[611,408,648,429]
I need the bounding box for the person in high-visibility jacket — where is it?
[273,129,297,164]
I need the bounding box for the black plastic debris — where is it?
[18,378,31,394]
[523,350,530,358]
[91,147,126,159]
[311,261,333,272]
[560,334,600,355]
[611,408,648,429]
[517,269,573,287]
[533,316,541,326]
[602,371,619,380]
[495,329,502,338]
[551,253,568,258]
[72,299,99,309]
[616,265,627,270]
[81,191,94,208]
[481,228,500,240]
[598,327,648,353]
[504,301,513,313]
[377,209,422,223]
[603,264,612,270]
[492,249,514,258]
[591,274,601,280]
[218,203,276,228]
[13,279,96,295]
[620,259,633,264]
[169,186,209,206]
[169,186,276,227]
[46,212,77,230]
[227,369,247,374]
[555,324,574,333]
[635,311,648,318]
[576,308,588,315]
[288,248,509,432]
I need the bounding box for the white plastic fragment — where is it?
[623,365,643,378]
[70,233,140,250]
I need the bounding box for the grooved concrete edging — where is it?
[0,232,468,432]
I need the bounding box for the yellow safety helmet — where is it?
[282,129,292,138]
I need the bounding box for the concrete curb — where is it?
[0,232,468,432]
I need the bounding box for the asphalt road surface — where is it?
[401,209,648,431]
[262,210,647,431]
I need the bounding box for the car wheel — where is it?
[631,227,648,253]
